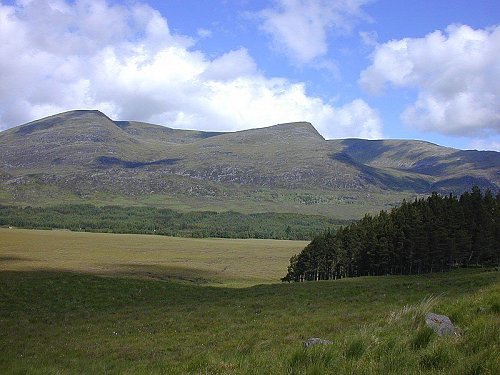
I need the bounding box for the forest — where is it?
[0,204,345,240]
[283,187,500,282]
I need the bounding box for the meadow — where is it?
[1,229,499,374]
[0,228,307,287]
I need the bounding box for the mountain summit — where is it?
[1,110,498,219]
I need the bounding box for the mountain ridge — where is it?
[1,110,498,219]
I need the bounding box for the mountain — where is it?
[1,110,498,219]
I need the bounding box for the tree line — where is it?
[283,187,500,282]
[0,204,346,240]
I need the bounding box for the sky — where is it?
[0,0,499,151]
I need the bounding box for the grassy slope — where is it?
[0,184,416,219]
[1,229,499,374]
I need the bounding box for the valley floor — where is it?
[0,228,307,287]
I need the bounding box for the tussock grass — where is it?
[410,326,435,350]
[388,294,440,325]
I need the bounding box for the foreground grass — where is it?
[0,268,498,374]
[1,229,499,373]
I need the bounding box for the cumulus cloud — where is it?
[329,99,381,139]
[201,49,257,81]
[360,24,500,136]
[258,0,370,65]
[0,0,382,140]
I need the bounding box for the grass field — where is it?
[0,228,307,287]
[1,229,499,374]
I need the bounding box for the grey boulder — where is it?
[303,337,333,348]
[425,312,456,336]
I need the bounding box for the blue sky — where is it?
[0,0,499,151]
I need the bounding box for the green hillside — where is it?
[1,110,498,219]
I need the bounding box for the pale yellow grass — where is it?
[0,228,307,287]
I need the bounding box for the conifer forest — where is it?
[283,187,500,282]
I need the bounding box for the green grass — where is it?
[0,229,499,374]
[0,269,498,374]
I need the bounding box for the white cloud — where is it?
[360,24,500,136]
[329,99,381,139]
[0,0,382,140]
[258,0,370,65]
[359,30,377,46]
[469,138,500,152]
[201,48,257,81]
[197,28,212,39]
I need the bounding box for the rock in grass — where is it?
[304,337,333,348]
[425,312,456,336]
